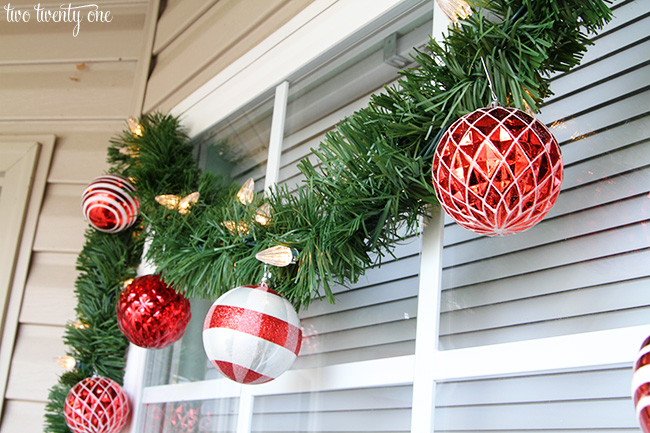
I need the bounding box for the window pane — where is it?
[439,0,650,349]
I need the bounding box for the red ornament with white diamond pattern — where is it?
[116,274,191,349]
[202,284,302,384]
[431,106,563,236]
[64,376,129,433]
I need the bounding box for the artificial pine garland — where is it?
[45,0,612,430]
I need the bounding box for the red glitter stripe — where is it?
[209,305,302,355]
[214,361,273,384]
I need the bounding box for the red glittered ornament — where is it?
[432,106,563,236]
[202,284,302,384]
[633,336,650,433]
[116,274,191,349]
[64,376,129,433]
[81,175,139,233]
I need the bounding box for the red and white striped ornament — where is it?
[202,284,302,384]
[64,376,130,433]
[633,336,650,433]
[81,174,139,233]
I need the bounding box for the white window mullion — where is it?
[410,3,450,431]
[265,81,289,193]
[410,211,445,433]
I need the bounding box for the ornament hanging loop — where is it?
[480,57,500,107]
[260,264,272,288]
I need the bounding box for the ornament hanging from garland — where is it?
[633,335,650,433]
[64,376,130,433]
[81,174,140,233]
[431,105,563,236]
[202,283,302,384]
[116,274,191,349]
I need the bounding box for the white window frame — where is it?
[124,1,649,432]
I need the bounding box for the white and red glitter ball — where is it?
[64,376,130,433]
[202,284,302,384]
[81,174,139,233]
[432,106,563,236]
[633,336,650,433]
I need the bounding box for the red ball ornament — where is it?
[432,106,563,236]
[633,336,650,433]
[116,274,191,349]
[82,175,139,233]
[64,376,130,433]
[202,284,302,384]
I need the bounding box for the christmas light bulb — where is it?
[255,203,272,225]
[255,246,298,267]
[127,118,143,136]
[436,0,473,22]
[56,356,77,371]
[222,221,249,236]
[122,278,134,289]
[71,320,89,330]
[237,177,255,205]
[178,192,200,215]
[155,194,180,209]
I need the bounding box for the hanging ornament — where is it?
[64,376,130,433]
[431,105,563,236]
[202,283,302,384]
[633,336,650,433]
[81,174,140,233]
[116,274,191,349]
[435,0,473,22]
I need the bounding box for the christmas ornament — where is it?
[633,336,650,433]
[202,284,302,384]
[432,105,563,236]
[116,274,191,349]
[64,376,130,433]
[81,174,139,233]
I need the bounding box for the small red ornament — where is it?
[64,376,130,433]
[202,284,302,384]
[82,174,139,233]
[116,274,191,349]
[633,336,650,433]
[432,106,563,236]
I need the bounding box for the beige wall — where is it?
[0,0,312,431]
[0,1,156,431]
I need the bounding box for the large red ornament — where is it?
[116,274,191,349]
[432,106,563,236]
[82,174,139,233]
[633,336,650,433]
[64,376,130,433]
[202,284,302,384]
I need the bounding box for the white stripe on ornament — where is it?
[632,364,650,393]
[637,394,650,417]
[203,327,297,379]
[214,286,300,325]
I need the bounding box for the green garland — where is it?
[110,0,611,308]
[45,0,612,430]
